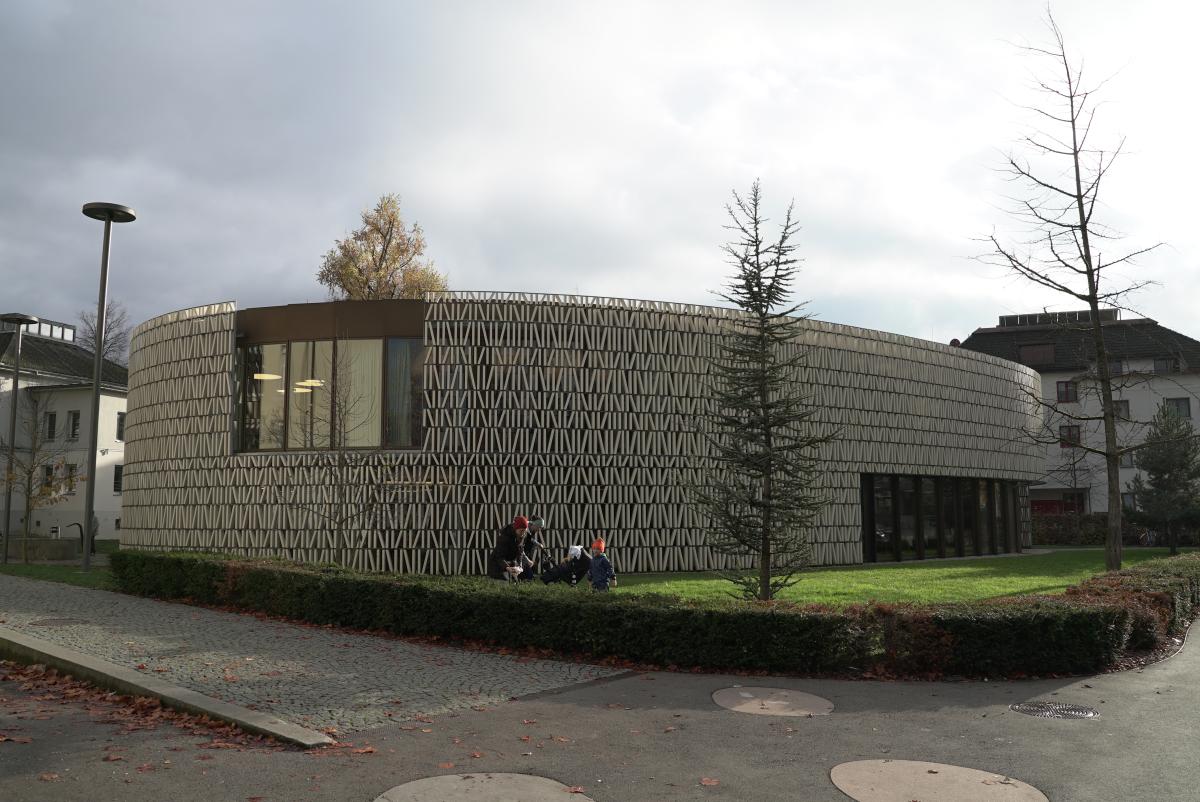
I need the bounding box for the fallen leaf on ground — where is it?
[700,777,720,786]
[438,762,454,769]
[664,726,677,733]
[565,787,586,794]
[351,746,376,754]
[470,751,483,758]
[38,773,60,781]
[523,719,537,725]
[103,754,125,762]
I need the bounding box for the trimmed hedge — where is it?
[110,550,1200,678]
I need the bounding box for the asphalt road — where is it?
[2,625,1197,801]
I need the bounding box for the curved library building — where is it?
[120,292,1043,573]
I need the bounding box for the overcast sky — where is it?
[1,1,1196,346]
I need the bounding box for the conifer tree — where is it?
[694,181,833,600]
[1130,405,1200,556]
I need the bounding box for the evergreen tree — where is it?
[1130,404,1200,556]
[694,181,834,601]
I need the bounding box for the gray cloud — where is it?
[0,0,1195,348]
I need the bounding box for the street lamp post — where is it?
[80,202,136,571]
[2,312,39,566]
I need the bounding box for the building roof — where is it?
[0,331,128,388]
[960,314,1200,374]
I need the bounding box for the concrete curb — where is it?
[0,626,334,749]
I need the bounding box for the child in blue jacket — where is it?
[588,538,615,591]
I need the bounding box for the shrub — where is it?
[108,550,1200,678]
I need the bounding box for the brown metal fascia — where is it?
[235,299,426,344]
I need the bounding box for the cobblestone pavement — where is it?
[0,575,623,733]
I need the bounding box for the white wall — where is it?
[1035,363,1200,512]
[1,379,127,542]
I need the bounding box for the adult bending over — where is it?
[488,515,529,581]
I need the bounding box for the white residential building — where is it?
[961,310,1200,515]
[0,317,128,543]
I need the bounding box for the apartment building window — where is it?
[1059,425,1082,448]
[1018,344,1055,366]
[115,518,121,530]
[44,412,56,440]
[1056,381,1079,403]
[1163,398,1192,419]
[1154,357,1181,374]
[1121,493,1137,510]
[1119,451,1135,468]
[113,465,123,493]
[1108,359,1125,376]
[116,412,126,441]
[1113,400,1130,420]
[65,464,77,492]
[42,465,53,486]
[67,410,81,440]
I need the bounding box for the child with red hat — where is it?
[588,537,616,592]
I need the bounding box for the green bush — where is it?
[109,550,1200,678]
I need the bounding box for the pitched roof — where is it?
[959,317,1200,374]
[0,332,128,388]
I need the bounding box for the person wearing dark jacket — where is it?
[588,537,615,591]
[541,545,591,586]
[488,515,529,580]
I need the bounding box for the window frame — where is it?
[236,336,424,453]
[1056,381,1079,403]
[116,411,126,441]
[1113,399,1130,420]
[67,410,81,441]
[1163,397,1192,419]
[1154,357,1181,374]
[113,464,124,494]
[1059,424,1082,448]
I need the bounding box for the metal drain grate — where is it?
[1009,701,1099,719]
[27,618,90,627]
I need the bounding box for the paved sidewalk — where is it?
[0,575,622,733]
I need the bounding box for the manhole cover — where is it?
[711,686,834,716]
[374,774,597,801]
[1009,701,1099,719]
[28,618,90,627]
[831,760,1049,802]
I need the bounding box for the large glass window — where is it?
[862,473,1028,562]
[898,477,918,559]
[385,337,425,448]
[873,479,895,561]
[241,344,288,450]
[287,340,333,449]
[237,337,423,452]
[335,339,383,448]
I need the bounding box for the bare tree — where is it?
[0,391,78,563]
[77,300,132,366]
[982,14,1161,570]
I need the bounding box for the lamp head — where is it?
[82,202,136,223]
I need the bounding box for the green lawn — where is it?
[619,548,1190,605]
[0,563,114,591]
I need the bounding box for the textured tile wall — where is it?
[121,293,1042,573]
